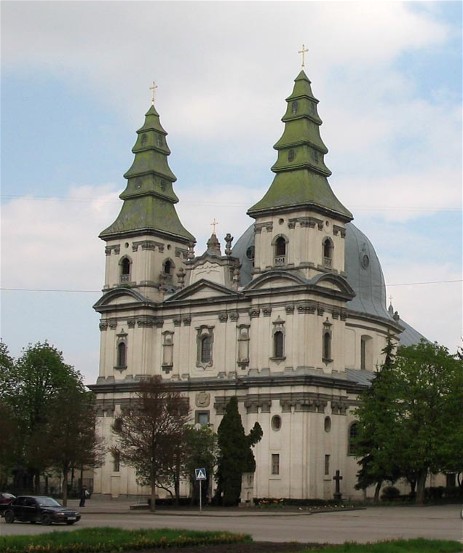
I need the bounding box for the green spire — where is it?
[248,71,352,221]
[100,105,195,243]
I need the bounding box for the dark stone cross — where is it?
[333,469,343,501]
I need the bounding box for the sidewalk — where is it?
[67,497,323,517]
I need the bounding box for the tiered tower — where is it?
[248,71,352,280]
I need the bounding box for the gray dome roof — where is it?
[344,222,390,319]
[232,222,425,346]
[233,222,389,316]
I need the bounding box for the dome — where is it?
[232,222,391,320]
[232,222,426,345]
[344,222,390,320]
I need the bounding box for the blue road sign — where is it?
[195,468,207,480]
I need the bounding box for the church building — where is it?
[90,67,424,501]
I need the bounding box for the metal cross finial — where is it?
[211,218,218,234]
[298,44,309,68]
[150,81,158,105]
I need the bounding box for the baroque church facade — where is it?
[90,69,424,501]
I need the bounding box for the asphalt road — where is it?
[1,504,462,544]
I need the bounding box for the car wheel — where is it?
[4,511,14,524]
[66,521,76,525]
[41,514,53,525]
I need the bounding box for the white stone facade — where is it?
[90,70,420,502]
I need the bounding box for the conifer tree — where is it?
[215,396,262,506]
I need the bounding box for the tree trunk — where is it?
[415,469,428,505]
[174,474,180,505]
[374,480,382,503]
[150,479,156,512]
[62,469,68,506]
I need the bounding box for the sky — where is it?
[1,1,462,384]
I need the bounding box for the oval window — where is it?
[271,415,282,431]
[324,416,331,433]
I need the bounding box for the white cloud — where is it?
[2,185,120,290]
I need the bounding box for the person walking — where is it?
[79,486,87,507]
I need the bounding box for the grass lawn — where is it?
[0,528,460,553]
[0,527,250,553]
[308,538,463,552]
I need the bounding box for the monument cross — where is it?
[211,218,219,234]
[333,469,343,501]
[298,44,309,68]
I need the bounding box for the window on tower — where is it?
[322,238,333,268]
[273,331,284,359]
[322,326,332,364]
[274,236,287,266]
[160,259,175,285]
[271,317,286,361]
[116,342,127,369]
[120,257,131,282]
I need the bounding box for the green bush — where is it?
[380,486,400,501]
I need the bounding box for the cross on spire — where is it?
[210,218,218,234]
[298,44,309,68]
[150,81,158,105]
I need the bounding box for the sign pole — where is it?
[199,479,202,513]
[195,468,206,514]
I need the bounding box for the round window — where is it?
[324,416,331,432]
[271,415,282,431]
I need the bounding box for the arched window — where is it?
[200,335,212,364]
[117,342,127,368]
[273,331,284,358]
[348,422,359,456]
[196,326,214,368]
[322,238,333,268]
[120,257,131,282]
[164,260,172,274]
[323,331,332,362]
[276,237,286,256]
[274,236,287,266]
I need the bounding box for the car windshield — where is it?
[37,497,61,507]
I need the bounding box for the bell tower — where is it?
[99,103,195,302]
[248,70,352,280]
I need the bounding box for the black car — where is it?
[3,496,81,525]
[0,493,15,515]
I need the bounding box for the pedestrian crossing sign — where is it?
[195,468,207,480]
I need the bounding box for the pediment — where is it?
[309,273,355,297]
[165,279,240,302]
[244,270,307,291]
[93,287,150,309]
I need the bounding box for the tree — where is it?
[182,425,218,505]
[0,342,19,487]
[355,340,463,504]
[354,334,401,501]
[44,386,104,505]
[215,396,262,506]
[0,341,83,493]
[111,376,190,511]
